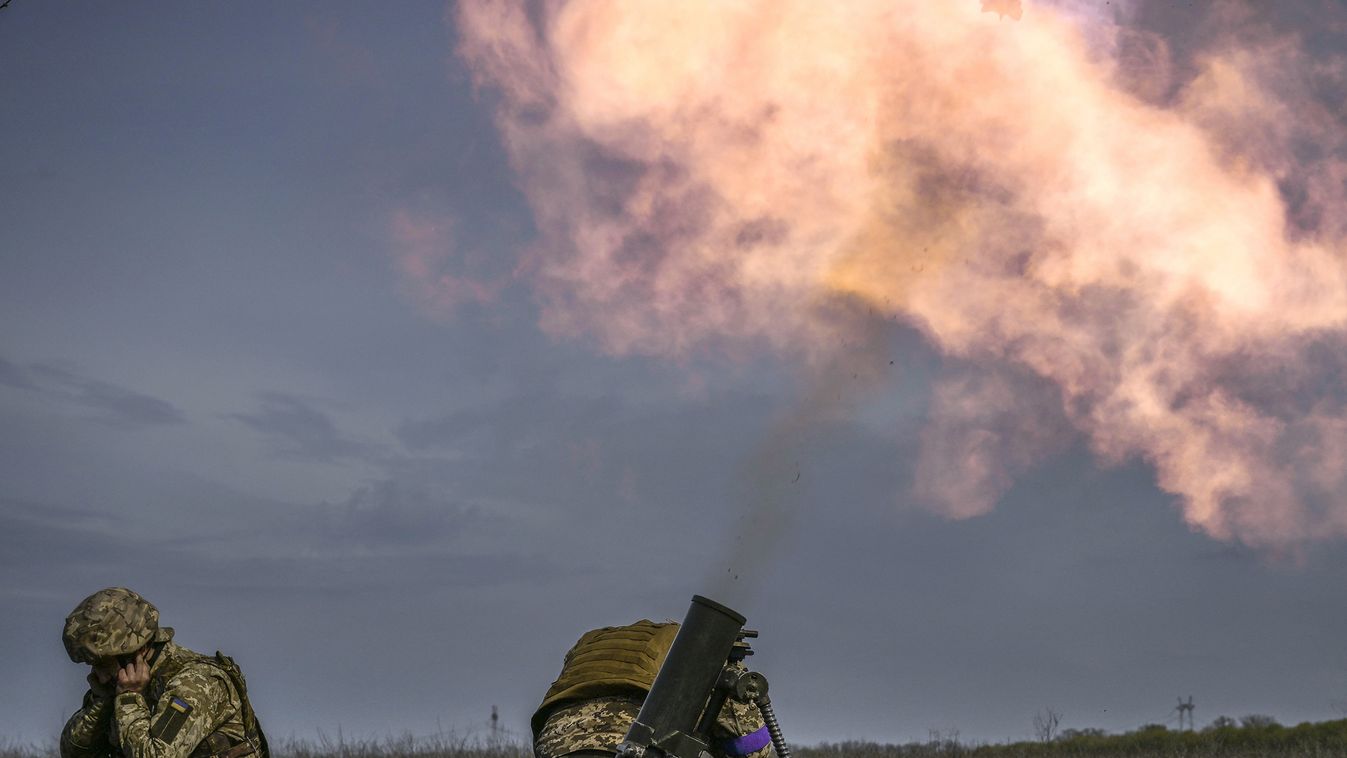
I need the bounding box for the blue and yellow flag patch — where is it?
[150,697,193,742]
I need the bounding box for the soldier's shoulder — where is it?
[162,649,235,697]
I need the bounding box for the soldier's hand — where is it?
[116,648,151,694]
[87,669,115,699]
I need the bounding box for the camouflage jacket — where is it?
[60,642,267,758]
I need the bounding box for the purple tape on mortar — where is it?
[724,726,772,756]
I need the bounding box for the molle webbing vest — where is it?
[532,620,680,736]
[199,653,269,758]
[152,650,270,758]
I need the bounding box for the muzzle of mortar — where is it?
[617,595,791,758]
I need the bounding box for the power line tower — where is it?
[1177,696,1195,731]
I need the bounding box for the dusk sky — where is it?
[4,0,1347,748]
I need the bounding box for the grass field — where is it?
[9,719,1347,758]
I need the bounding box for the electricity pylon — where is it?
[1177,696,1195,731]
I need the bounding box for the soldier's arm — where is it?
[113,667,235,758]
[60,689,116,758]
[712,698,774,758]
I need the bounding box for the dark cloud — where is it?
[0,358,186,427]
[228,392,380,463]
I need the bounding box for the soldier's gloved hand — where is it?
[116,648,152,695]
[87,669,115,699]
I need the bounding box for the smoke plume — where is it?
[452,0,1347,548]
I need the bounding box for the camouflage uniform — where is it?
[532,621,773,758]
[60,588,268,758]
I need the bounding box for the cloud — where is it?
[389,210,506,320]
[0,467,558,600]
[228,392,380,463]
[451,0,1347,548]
[981,0,1023,22]
[155,478,553,591]
[913,368,1074,519]
[0,497,121,572]
[307,478,478,552]
[0,356,186,427]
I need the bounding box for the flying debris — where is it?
[981,0,1023,21]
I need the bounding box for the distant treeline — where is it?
[7,718,1347,758]
[799,717,1347,757]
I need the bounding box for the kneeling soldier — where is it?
[533,620,773,758]
[60,587,269,758]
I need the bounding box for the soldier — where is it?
[532,620,773,758]
[60,587,269,758]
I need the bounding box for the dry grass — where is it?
[10,719,1347,758]
[0,732,532,758]
[278,733,532,758]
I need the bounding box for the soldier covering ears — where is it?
[60,587,268,758]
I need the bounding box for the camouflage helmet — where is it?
[62,587,171,664]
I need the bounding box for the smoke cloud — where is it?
[452,0,1347,548]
